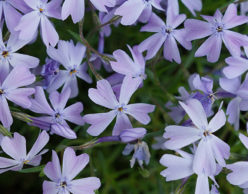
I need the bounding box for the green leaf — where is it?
[19,165,45,174]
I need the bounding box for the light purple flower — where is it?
[115,0,164,25]
[46,40,92,98]
[160,150,220,194]
[43,147,101,194]
[41,58,60,89]
[122,140,150,168]
[223,55,248,79]
[110,45,146,82]
[15,0,62,47]
[0,66,35,128]
[164,99,230,176]
[84,76,155,136]
[29,86,84,139]
[219,75,248,130]
[226,133,248,190]
[138,8,192,63]
[0,131,49,173]
[0,30,39,73]
[185,4,248,62]
[119,127,146,143]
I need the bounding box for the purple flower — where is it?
[115,0,164,25]
[160,150,220,194]
[0,66,35,127]
[29,86,84,139]
[226,133,248,191]
[0,30,39,73]
[223,55,248,79]
[184,4,248,62]
[164,99,230,176]
[122,140,150,168]
[219,75,248,130]
[43,147,101,194]
[119,127,146,143]
[0,131,49,173]
[15,0,62,47]
[110,45,146,82]
[41,58,60,89]
[84,76,155,136]
[138,9,192,63]
[46,40,92,98]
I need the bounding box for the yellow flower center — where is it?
[69,69,77,75]
[2,51,9,58]
[23,160,30,164]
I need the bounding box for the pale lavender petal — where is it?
[193,139,216,176]
[40,16,59,47]
[1,132,26,161]
[208,110,226,133]
[163,35,181,63]
[9,53,39,68]
[219,77,240,94]
[160,153,194,181]
[126,103,155,125]
[0,157,19,168]
[63,102,84,125]
[226,97,240,130]
[140,13,164,33]
[115,0,145,25]
[224,57,248,79]
[120,128,146,143]
[30,86,54,115]
[223,30,248,57]
[62,147,89,180]
[88,79,118,109]
[27,131,49,160]
[195,35,222,63]
[195,174,209,194]
[222,3,248,29]
[112,113,132,136]
[84,111,116,136]
[51,123,77,139]
[163,126,201,150]
[70,177,101,194]
[0,97,12,128]
[179,99,208,130]
[6,88,35,108]
[2,66,35,89]
[119,76,141,105]
[227,162,248,185]
[239,133,248,149]
[173,29,192,50]
[44,150,61,182]
[184,19,212,41]
[15,11,40,41]
[43,181,58,194]
[3,3,22,33]
[138,33,166,60]
[210,135,230,167]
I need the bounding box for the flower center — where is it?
[203,130,211,137]
[39,8,44,13]
[118,107,123,112]
[2,51,9,58]
[23,160,30,164]
[216,26,223,32]
[0,89,4,95]
[69,69,77,75]
[60,181,67,188]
